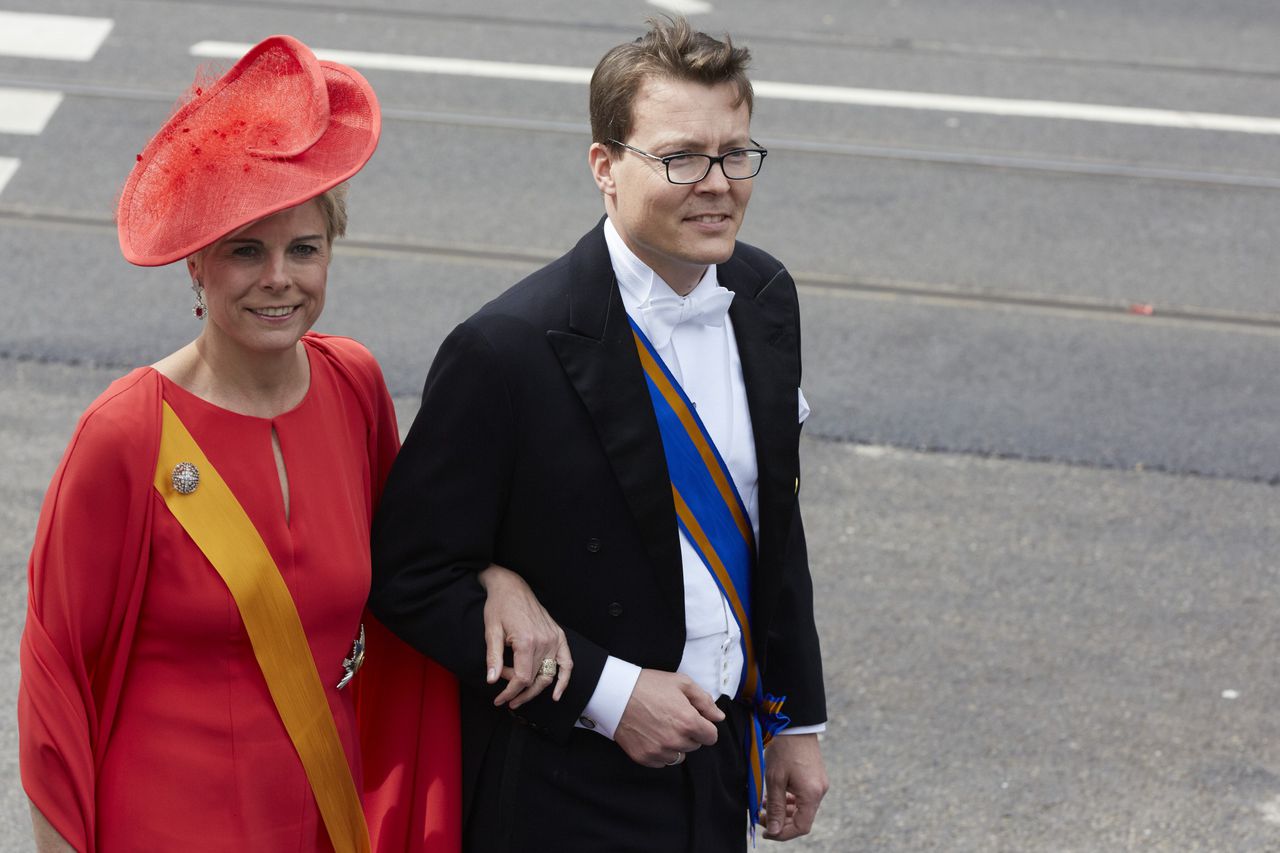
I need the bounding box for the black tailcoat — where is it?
[370,220,825,852]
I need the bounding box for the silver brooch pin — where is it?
[337,623,366,690]
[171,461,200,495]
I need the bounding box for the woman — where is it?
[18,35,567,853]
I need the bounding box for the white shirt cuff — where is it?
[575,656,642,740]
[777,722,826,735]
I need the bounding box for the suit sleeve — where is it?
[762,505,826,727]
[761,274,827,728]
[369,322,608,739]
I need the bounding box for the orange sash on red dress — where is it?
[154,400,371,853]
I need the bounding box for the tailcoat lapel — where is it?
[545,224,803,639]
[546,224,686,616]
[721,256,803,642]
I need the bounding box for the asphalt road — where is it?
[1,1,1278,850]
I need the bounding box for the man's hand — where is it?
[762,733,829,841]
[614,670,724,767]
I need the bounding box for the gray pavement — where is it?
[2,0,1279,850]
[6,365,1280,850]
[797,438,1280,852]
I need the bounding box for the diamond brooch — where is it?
[171,461,200,495]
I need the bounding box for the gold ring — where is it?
[538,658,558,679]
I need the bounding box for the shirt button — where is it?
[607,602,623,617]
[586,538,602,553]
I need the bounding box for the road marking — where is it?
[0,88,64,135]
[192,41,591,84]
[0,157,18,197]
[751,81,1280,135]
[191,41,1280,136]
[647,0,714,14]
[0,11,113,61]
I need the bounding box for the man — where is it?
[371,17,828,852]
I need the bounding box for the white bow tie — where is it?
[640,285,735,348]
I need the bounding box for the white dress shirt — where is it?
[577,218,824,739]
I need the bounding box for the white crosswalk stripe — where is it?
[0,88,64,135]
[0,12,111,199]
[0,157,18,197]
[0,11,113,61]
[646,0,714,14]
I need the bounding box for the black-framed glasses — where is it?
[608,139,768,184]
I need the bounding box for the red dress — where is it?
[19,334,460,853]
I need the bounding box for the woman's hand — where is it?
[477,564,572,709]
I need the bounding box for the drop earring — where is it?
[192,279,206,320]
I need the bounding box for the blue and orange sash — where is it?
[628,317,790,834]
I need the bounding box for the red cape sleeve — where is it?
[18,371,162,853]
[357,619,463,853]
[315,333,463,852]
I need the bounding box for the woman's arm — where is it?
[20,374,160,852]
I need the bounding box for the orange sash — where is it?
[153,401,370,853]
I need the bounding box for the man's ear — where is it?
[588,142,616,197]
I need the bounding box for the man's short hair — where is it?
[590,16,753,149]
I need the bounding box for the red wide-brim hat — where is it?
[117,35,380,266]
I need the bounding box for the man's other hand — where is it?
[761,733,828,841]
[614,670,723,767]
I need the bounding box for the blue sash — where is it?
[628,317,790,835]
